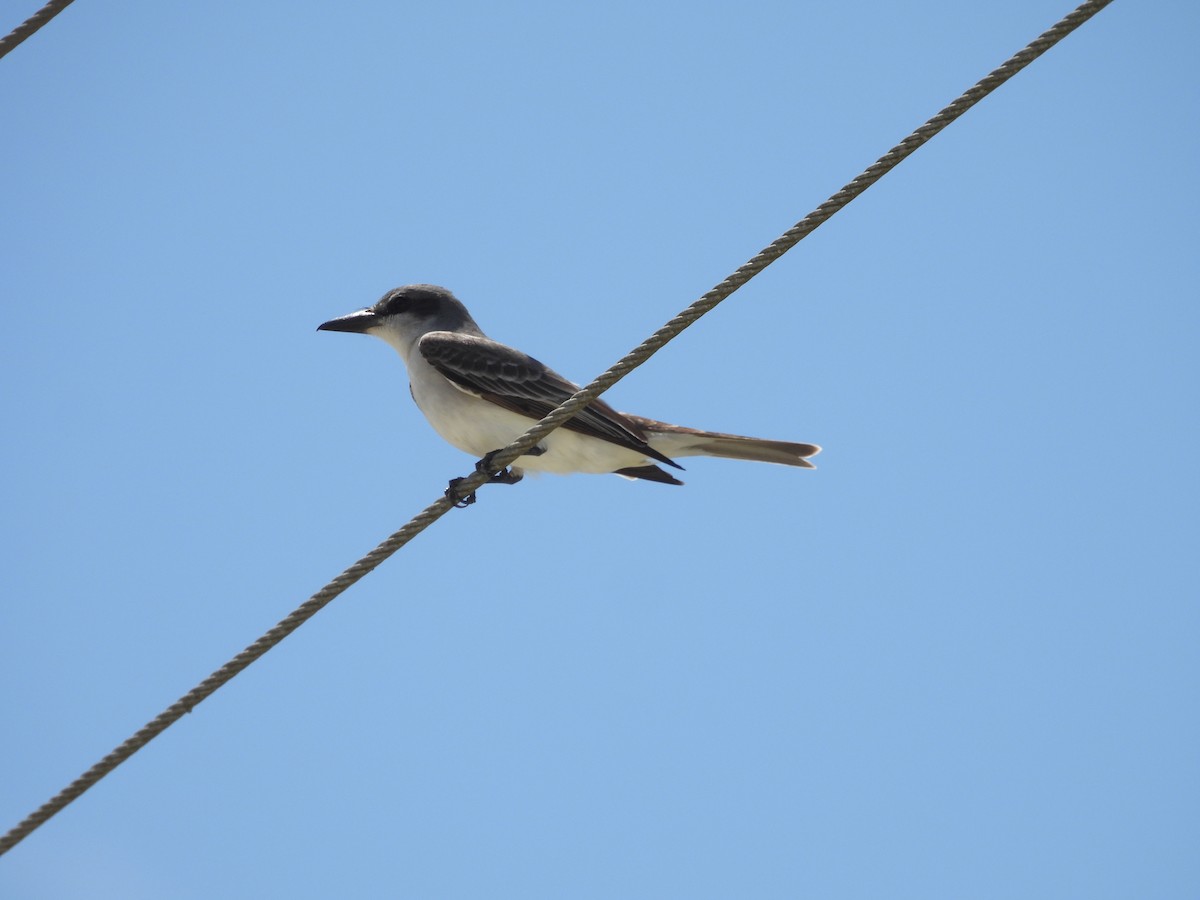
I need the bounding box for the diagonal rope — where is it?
[438,0,1116,500]
[0,0,75,61]
[0,0,1114,858]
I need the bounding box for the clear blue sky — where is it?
[2,1,1197,897]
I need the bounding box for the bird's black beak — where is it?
[317,309,380,334]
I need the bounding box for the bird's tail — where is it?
[627,415,821,469]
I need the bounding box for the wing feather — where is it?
[418,332,681,469]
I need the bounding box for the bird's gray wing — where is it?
[418,331,680,468]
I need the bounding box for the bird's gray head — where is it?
[318,284,483,354]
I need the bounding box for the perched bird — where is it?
[319,285,819,503]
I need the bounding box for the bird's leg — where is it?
[476,449,527,485]
[446,447,542,508]
[445,477,478,508]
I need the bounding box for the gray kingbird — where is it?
[319,285,819,502]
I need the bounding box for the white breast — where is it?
[405,354,648,474]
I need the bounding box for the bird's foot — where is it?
[445,450,528,508]
[445,477,477,508]
[477,450,524,485]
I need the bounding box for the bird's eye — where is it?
[383,295,409,316]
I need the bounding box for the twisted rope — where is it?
[0,0,75,61]
[0,0,1114,858]
[446,0,1116,498]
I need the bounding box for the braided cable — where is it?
[0,0,75,61]
[445,0,1115,498]
[0,0,1114,857]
